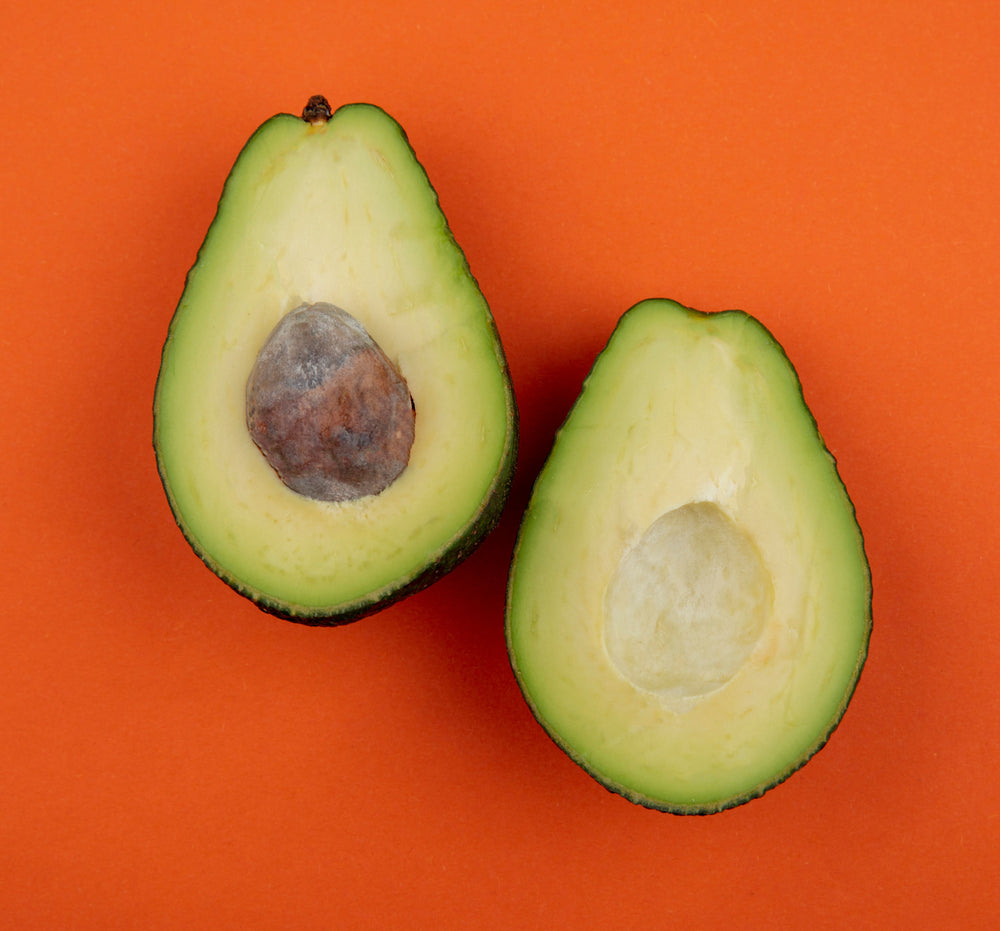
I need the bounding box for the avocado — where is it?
[506,300,870,813]
[154,96,517,624]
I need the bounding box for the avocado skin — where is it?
[505,300,871,813]
[153,101,518,625]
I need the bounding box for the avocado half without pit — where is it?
[153,96,517,624]
[505,300,871,813]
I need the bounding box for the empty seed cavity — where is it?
[603,501,773,703]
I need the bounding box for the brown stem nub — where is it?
[302,95,332,123]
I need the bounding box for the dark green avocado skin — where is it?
[505,299,871,814]
[153,99,518,625]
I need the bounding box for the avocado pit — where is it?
[246,302,415,503]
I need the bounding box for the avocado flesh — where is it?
[506,300,870,813]
[154,101,516,623]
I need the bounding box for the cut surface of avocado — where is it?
[505,300,870,813]
[154,97,517,624]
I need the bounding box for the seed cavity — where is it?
[603,501,772,702]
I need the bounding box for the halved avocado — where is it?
[154,96,517,624]
[506,300,870,813]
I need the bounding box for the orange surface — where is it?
[2,1,999,926]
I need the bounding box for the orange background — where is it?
[3,1,998,927]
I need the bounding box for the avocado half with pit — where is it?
[506,300,871,813]
[154,96,517,624]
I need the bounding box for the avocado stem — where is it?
[302,95,332,124]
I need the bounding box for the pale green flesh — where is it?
[154,104,514,616]
[506,300,870,811]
